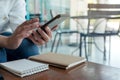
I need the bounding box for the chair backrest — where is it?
[87,4,120,34]
[88,4,120,17]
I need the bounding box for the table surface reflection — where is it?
[0,62,120,80]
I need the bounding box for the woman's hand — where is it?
[28,26,52,45]
[7,18,39,49]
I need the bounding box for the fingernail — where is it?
[36,25,39,27]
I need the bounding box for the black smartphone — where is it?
[40,14,69,31]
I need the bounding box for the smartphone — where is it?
[40,14,70,31]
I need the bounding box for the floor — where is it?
[40,35,120,69]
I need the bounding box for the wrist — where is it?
[7,35,23,49]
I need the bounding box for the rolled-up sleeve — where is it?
[8,0,26,31]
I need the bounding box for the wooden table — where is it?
[0,62,120,80]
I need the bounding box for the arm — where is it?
[0,36,9,49]
[8,0,26,31]
[0,18,39,49]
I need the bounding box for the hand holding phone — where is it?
[35,14,69,41]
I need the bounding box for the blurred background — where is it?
[25,0,120,68]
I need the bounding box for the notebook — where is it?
[0,59,49,77]
[29,52,86,69]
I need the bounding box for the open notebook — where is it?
[29,53,86,69]
[0,59,49,77]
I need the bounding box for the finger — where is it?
[32,31,46,43]
[32,30,42,41]
[23,18,39,26]
[25,22,40,31]
[28,35,39,44]
[45,27,52,38]
[37,28,50,42]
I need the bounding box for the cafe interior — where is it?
[25,0,120,68]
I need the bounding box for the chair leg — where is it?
[108,36,111,62]
[55,33,61,53]
[71,47,79,55]
[88,37,93,56]
[79,35,82,57]
[84,36,88,61]
[51,32,58,52]
[103,36,106,60]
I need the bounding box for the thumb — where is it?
[23,18,39,25]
